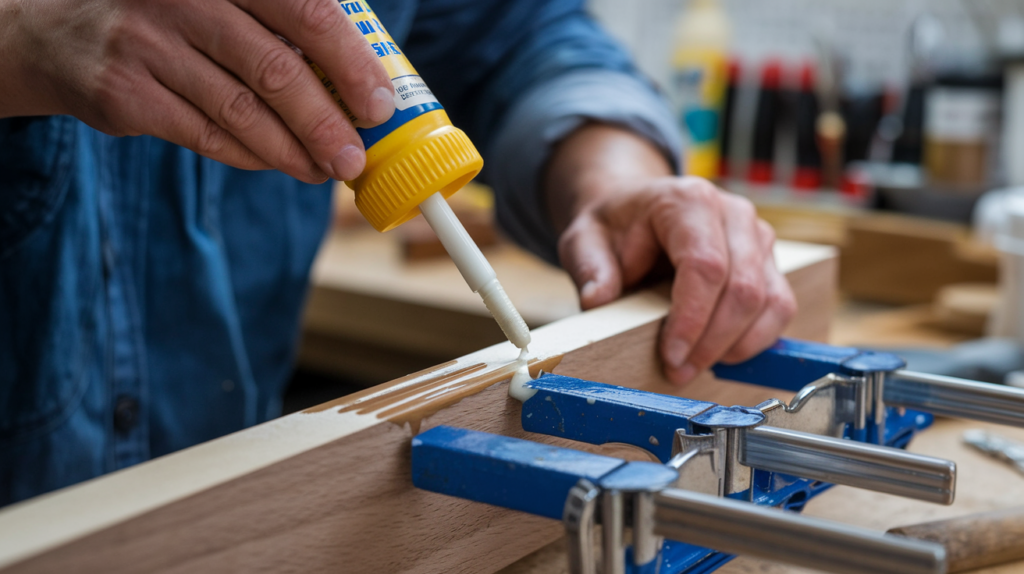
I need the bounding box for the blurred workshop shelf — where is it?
[298,225,579,384]
[753,201,999,305]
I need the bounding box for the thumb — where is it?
[557,218,623,310]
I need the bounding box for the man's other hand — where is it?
[544,123,797,386]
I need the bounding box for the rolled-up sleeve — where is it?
[405,0,682,264]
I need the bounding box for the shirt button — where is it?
[113,395,140,434]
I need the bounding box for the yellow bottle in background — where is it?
[671,0,732,179]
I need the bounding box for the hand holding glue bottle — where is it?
[5,0,532,352]
[293,0,532,352]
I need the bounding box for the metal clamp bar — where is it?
[653,488,946,574]
[742,426,957,505]
[888,370,1024,427]
[632,491,660,567]
[563,480,600,574]
[603,489,626,574]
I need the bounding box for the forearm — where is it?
[543,123,675,234]
[0,0,62,118]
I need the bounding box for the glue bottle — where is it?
[671,0,731,179]
[299,0,531,351]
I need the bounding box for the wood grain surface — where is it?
[0,243,836,574]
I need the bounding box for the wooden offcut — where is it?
[0,242,836,574]
[888,507,1024,573]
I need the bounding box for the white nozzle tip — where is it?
[479,279,532,350]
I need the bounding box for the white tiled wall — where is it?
[588,0,1024,89]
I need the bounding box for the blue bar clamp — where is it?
[412,338,1024,573]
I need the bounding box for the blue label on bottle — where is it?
[358,100,443,149]
[683,108,720,145]
[340,2,444,150]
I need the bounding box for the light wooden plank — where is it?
[0,242,836,574]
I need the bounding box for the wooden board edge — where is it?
[0,243,837,569]
[0,291,674,568]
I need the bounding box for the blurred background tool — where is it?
[963,429,1024,475]
[748,59,783,185]
[592,0,1024,217]
[888,506,1024,573]
[792,62,823,191]
[671,0,731,178]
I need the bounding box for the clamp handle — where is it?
[712,337,905,391]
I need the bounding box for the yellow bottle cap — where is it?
[349,109,483,232]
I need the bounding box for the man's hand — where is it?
[0,0,394,183]
[544,123,796,385]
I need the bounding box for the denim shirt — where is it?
[0,0,679,506]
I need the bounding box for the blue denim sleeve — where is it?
[404,0,682,264]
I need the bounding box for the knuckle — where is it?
[648,189,679,214]
[730,194,758,218]
[728,339,761,363]
[106,14,145,55]
[769,286,798,321]
[192,119,229,157]
[556,231,577,266]
[758,219,776,244]
[220,89,263,132]
[296,0,345,39]
[685,250,728,285]
[347,51,387,84]
[255,47,304,95]
[303,112,348,149]
[92,73,136,137]
[276,138,315,175]
[676,176,720,201]
[779,290,798,320]
[728,276,767,313]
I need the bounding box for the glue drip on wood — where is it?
[508,348,537,402]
